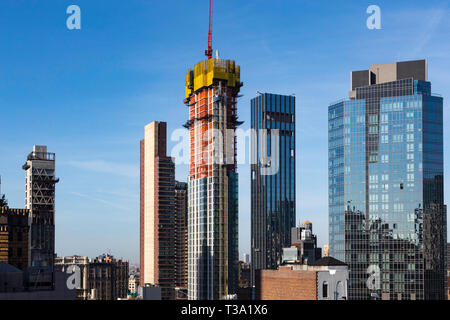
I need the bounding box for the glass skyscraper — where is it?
[251,93,296,285]
[329,60,447,300]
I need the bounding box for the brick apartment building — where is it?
[0,201,29,271]
[255,257,349,300]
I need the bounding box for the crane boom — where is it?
[205,0,213,59]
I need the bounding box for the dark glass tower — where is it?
[251,93,296,285]
[329,60,447,300]
[174,181,188,291]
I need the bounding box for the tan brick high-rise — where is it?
[140,121,176,300]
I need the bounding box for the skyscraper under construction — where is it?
[184,58,242,300]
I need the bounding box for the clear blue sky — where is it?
[1,0,449,265]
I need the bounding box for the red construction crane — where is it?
[205,0,213,59]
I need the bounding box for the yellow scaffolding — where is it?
[186,58,241,98]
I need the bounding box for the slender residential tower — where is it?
[250,93,296,286]
[140,121,176,300]
[184,58,243,299]
[23,146,58,274]
[328,60,447,300]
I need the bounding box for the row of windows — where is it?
[7,247,24,258]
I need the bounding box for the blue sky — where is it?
[0,0,449,265]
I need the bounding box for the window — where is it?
[368,114,378,124]
[369,126,378,134]
[393,135,403,143]
[392,102,403,111]
[323,282,329,299]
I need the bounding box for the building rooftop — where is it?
[349,59,428,99]
[0,262,22,273]
[308,256,347,267]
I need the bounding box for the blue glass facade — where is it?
[251,93,296,285]
[329,74,446,300]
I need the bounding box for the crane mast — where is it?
[205,0,213,59]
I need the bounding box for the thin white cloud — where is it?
[409,9,446,58]
[70,192,132,211]
[67,160,138,178]
[95,189,139,200]
[381,7,449,60]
